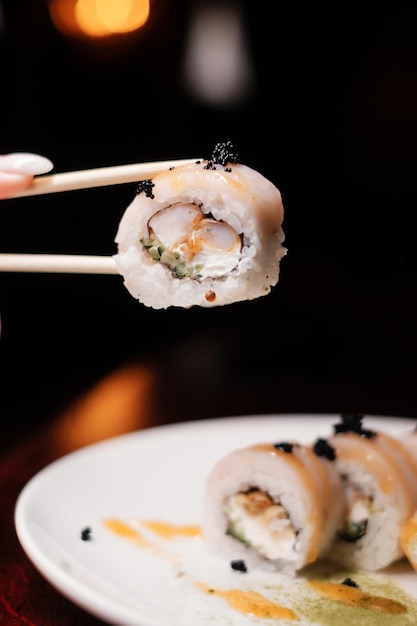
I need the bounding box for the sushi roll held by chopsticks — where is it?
[114,141,286,309]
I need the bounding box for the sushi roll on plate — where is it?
[201,438,345,577]
[400,511,417,572]
[398,424,417,571]
[397,422,417,462]
[114,142,286,309]
[324,414,417,571]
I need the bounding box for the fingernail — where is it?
[0,152,54,175]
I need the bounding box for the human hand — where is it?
[0,153,53,199]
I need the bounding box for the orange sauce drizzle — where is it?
[195,582,298,620]
[103,518,201,542]
[140,520,201,540]
[307,580,407,614]
[103,517,193,563]
[103,518,151,547]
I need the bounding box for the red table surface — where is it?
[0,361,164,625]
[0,434,109,625]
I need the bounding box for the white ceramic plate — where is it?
[15,414,417,625]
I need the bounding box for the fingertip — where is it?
[0,171,33,199]
[0,152,54,175]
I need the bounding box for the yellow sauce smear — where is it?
[140,520,201,540]
[307,580,407,614]
[195,581,298,620]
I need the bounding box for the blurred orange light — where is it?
[50,363,158,455]
[48,0,150,38]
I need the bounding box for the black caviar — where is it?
[273,442,294,453]
[80,526,92,541]
[333,413,375,439]
[205,140,240,170]
[341,577,360,588]
[313,438,336,461]
[136,179,155,199]
[230,559,247,573]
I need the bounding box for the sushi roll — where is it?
[325,413,417,571]
[397,422,417,461]
[398,424,417,571]
[201,439,346,577]
[114,142,286,309]
[400,511,417,572]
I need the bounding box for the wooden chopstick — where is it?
[0,254,118,274]
[0,157,203,274]
[6,157,201,198]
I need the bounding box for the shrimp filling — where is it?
[225,489,296,560]
[338,478,371,542]
[140,203,242,279]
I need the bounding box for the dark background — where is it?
[1,0,417,447]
